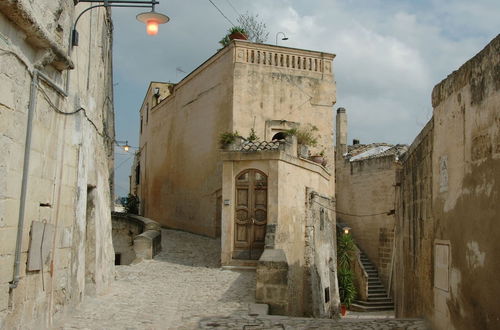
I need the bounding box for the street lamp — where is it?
[275,32,289,46]
[72,0,169,46]
[115,140,132,152]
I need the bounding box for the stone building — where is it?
[393,34,500,329]
[133,40,340,316]
[0,1,115,328]
[334,108,406,310]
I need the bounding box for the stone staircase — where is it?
[351,251,394,311]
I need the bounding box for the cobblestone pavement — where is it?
[55,229,428,330]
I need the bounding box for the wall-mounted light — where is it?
[72,0,169,46]
[343,226,351,235]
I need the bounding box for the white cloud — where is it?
[110,0,500,196]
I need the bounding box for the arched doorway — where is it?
[234,169,268,260]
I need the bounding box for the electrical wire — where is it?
[115,153,135,170]
[37,85,108,139]
[224,0,241,16]
[311,199,392,217]
[207,0,235,27]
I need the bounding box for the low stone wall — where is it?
[256,249,289,315]
[353,248,369,301]
[111,212,162,264]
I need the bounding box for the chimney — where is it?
[336,107,347,159]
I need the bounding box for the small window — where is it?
[324,287,330,303]
[115,253,121,265]
[272,132,287,141]
[320,208,325,231]
[237,172,249,182]
[135,163,140,185]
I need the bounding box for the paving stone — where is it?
[54,229,428,330]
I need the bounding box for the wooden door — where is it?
[234,169,268,260]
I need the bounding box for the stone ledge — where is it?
[0,0,75,70]
[134,229,161,260]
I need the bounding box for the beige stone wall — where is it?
[138,41,336,238]
[335,155,397,288]
[395,34,500,330]
[393,120,434,319]
[0,2,114,327]
[220,147,336,316]
[232,41,336,173]
[138,47,234,236]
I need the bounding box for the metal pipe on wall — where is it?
[9,69,68,290]
[9,72,39,289]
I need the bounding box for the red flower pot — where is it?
[229,32,248,41]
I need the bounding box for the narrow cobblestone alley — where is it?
[55,229,427,330]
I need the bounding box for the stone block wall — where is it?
[256,249,289,315]
[0,1,115,327]
[335,155,397,289]
[394,34,500,330]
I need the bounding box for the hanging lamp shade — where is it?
[136,11,169,35]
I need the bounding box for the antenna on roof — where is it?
[176,67,186,80]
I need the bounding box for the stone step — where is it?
[368,278,381,282]
[353,299,394,306]
[368,288,387,294]
[367,297,393,303]
[368,293,389,298]
[350,303,394,312]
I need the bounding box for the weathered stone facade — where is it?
[335,109,406,290]
[0,1,115,327]
[394,34,500,329]
[135,40,335,237]
[135,40,339,317]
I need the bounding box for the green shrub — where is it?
[285,125,318,147]
[247,128,259,142]
[121,194,139,214]
[219,131,240,148]
[219,26,249,47]
[337,232,357,307]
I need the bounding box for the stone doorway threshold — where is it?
[222,258,258,270]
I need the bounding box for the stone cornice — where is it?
[0,0,74,70]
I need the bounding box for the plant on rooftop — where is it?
[236,12,269,43]
[219,26,249,48]
[247,128,259,142]
[285,125,318,147]
[219,131,241,148]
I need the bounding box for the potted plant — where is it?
[310,150,325,165]
[219,26,249,47]
[337,231,357,316]
[228,26,248,40]
[285,125,318,158]
[219,131,242,149]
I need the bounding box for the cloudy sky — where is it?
[111,0,499,197]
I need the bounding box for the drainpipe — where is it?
[9,70,68,290]
[9,72,39,289]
